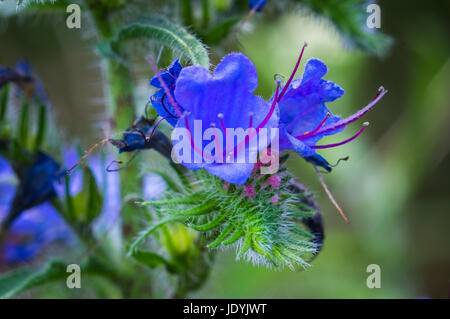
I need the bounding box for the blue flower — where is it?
[14,60,49,105]
[0,156,73,265]
[273,47,387,171]
[249,0,267,12]
[149,58,184,126]
[171,53,278,184]
[1,152,64,230]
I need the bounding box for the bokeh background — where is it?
[1,0,449,298]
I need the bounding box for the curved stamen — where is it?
[183,114,214,161]
[296,113,331,139]
[255,79,281,132]
[311,122,369,149]
[314,87,387,136]
[148,116,174,141]
[310,122,369,149]
[235,0,265,35]
[314,165,349,224]
[277,43,307,102]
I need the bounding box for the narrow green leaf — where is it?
[128,216,183,253]
[237,229,252,258]
[130,248,178,273]
[17,98,29,147]
[100,16,210,68]
[0,260,66,299]
[164,200,216,216]
[187,209,229,231]
[33,102,46,151]
[207,222,234,248]
[139,192,204,207]
[222,220,244,245]
[0,84,9,122]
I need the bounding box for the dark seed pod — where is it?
[288,179,324,259]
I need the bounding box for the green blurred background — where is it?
[1,0,449,298]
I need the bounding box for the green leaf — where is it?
[130,248,178,273]
[200,16,241,45]
[99,15,210,69]
[0,260,67,299]
[71,167,103,223]
[128,216,184,253]
[0,84,9,123]
[0,258,119,298]
[33,102,46,151]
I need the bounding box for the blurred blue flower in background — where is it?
[0,156,73,265]
[249,0,267,12]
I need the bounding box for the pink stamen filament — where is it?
[149,116,172,140]
[314,165,349,224]
[296,113,331,139]
[235,0,265,35]
[314,87,387,136]
[311,122,369,149]
[277,43,307,103]
[183,116,214,160]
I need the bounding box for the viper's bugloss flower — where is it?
[0,152,63,230]
[249,0,267,12]
[150,58,184,126]
[14,60,49,104]
[274,46,387,171]
[0,156,73,265]
[170,53,278,185]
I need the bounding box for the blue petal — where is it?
[173,53,277,184]
[150,89,181,126]
[205,162,255,185]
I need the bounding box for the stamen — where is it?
[314,87,387,136]
[296,113,330,139]
[329,156,350,168]
[314,165,349,224]
[66,137,111,175]
[277,43,307,102]
[148,116,173,141]
[146,56,183,117]
[235,0,265,35]
[311,122,369,149]
[255,79,280,131]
